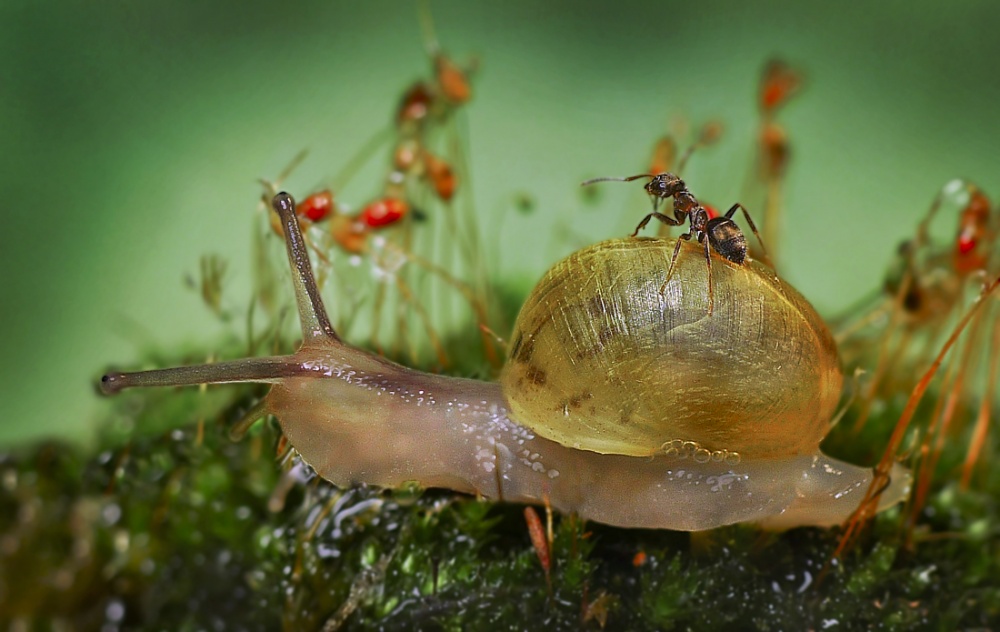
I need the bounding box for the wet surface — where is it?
[1,379,997,630]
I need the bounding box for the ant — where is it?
[582,172,770,315]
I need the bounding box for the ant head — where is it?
[644,173,684,199]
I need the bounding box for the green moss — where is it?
[3,360,999,631]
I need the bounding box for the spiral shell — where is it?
[500,237,842,458]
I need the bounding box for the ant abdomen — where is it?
[707,218,748,264]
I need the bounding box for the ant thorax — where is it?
[689,207,711,232]
[672,190,699,214]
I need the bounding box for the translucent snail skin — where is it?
[100,193,909,531]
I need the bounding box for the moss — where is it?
[2,351,999,631]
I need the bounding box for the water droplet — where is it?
[681,441,698,458]
[105,599,125,623]
[101,503,122,526]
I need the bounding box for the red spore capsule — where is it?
[361,198,409,227]
[397,82,433,125]
[953,188,993,273]
[298,190,334,222]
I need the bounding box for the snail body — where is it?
[100,193,909,531]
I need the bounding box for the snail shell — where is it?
[502,238,842,459]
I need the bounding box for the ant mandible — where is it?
[581,172,770,315]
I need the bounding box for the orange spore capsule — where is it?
[760,124,790,178]
[394,139,421,171]
[298,190,334,222]
[648,135,677,176]
[330,215,367,254]
[361,198,409,228]
[424,152,457,201]
[435,54,471,104]
[760,60,801,114]
[762,83,788,112]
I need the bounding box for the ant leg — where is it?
[631,212,682,237]
[701,235,715,316]
[632,214,655,237]
[658,232,692,295]
[725,203,775,270]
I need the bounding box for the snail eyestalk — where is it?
[100,359,303,395]
[271,191,339,342]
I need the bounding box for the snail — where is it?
[100,192,909,531]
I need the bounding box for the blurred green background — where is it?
[1,0,998,445]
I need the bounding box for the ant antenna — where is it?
[580,174,655,187]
